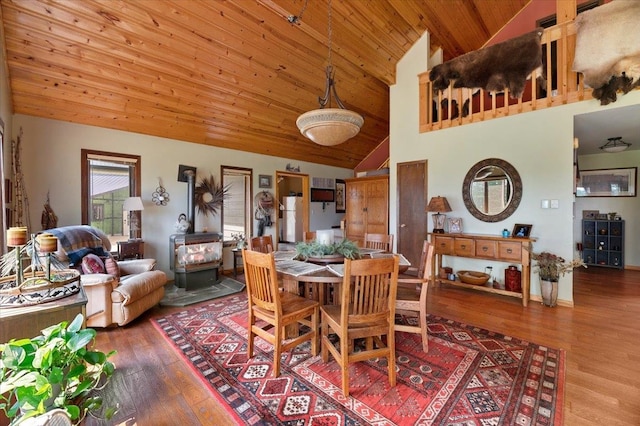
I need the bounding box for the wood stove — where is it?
[170,166,223,290]
[170,232,222,290]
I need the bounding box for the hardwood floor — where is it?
[83,268,640,425]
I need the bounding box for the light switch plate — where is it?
[540,199,550,209]
[550,199,559,209]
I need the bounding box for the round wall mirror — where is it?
[462,158,522,222]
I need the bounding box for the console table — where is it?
[429,233,535,306]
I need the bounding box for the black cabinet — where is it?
[582,219,624,269]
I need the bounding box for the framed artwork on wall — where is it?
[335,179,346,213]
[576,167,636,197]
[259,175,272,188]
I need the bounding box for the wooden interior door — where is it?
[397,160,428,267]
[345,180,366,245]
[364,177,389,235]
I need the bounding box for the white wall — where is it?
[12,115,352,278]
[390,32,640,305]
[574,150,640,267]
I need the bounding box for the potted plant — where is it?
[0,314,117,425]
[295,239,361,261]
[531,251,586,306]
[231,232,247,249]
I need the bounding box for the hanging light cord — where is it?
[287,0,308,24]
[327,0,333,69]
[289,0,346,110]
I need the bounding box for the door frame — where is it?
[275,171,310,246]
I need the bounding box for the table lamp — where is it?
[123,196,144,240]
[427,196,452,234]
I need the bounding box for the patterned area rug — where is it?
[152,294,565,425]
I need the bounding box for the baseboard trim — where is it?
[529,295,574,308]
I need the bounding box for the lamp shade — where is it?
[296,108,364,146]
[600,136,631,153]
[426,196,452,213]
[123,197,144,211]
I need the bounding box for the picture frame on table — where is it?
[448,217,463,233]
[512,223,532,238]
[258,174,272,188]
[582,210,599,219]
[335,179,346,213]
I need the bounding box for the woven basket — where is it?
[458,270,490,285]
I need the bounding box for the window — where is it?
[81,150,140,246]
[221,166,252,241]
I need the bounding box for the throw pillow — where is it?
[81,253,106,274]
[104,255,120,280]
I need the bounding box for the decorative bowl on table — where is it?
[457,270,491,285]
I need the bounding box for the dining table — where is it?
[273,250,411,338]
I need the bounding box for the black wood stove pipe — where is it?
[184,169,196,234]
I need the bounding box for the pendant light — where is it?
[600,136,631,153]
[295,0,364,146]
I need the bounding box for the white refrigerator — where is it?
[282,196,303,243]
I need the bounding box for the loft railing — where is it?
[419,21,592,132]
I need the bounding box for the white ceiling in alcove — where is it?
[574,104,640,155]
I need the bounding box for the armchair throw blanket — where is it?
[47,225,110,264]
[44,225,166,327]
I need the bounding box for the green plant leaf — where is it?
[66,364,86,379]
[68,329,96,352]
[64,403,81,420]
[68,313,84,332]
[0,345,27,369]
[48,366,63,384]
[0,370,37,393]
[84,350,106,365]
[103,361,116,376]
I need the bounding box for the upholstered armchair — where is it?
[45,225,167,327]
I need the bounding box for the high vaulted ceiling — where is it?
[0,0,529,169]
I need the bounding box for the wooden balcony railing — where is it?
[419,21,593,132]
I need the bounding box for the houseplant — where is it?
[295,239,360,261]
[531,251,586,306]
[231,232,247,249]
[0,313,117,425]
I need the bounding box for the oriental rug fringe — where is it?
[151,294,564,425]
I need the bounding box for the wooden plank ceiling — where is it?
[0,0,528,169]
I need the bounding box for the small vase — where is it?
[540,279,558,307]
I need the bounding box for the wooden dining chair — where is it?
[364,233,394,252]
[395,240,434,352]
[249,235,274,253]
[242,249,319,377]
[303,231,316,243]
[320,255,399,397]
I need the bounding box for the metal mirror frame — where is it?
[462,158,522,223]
